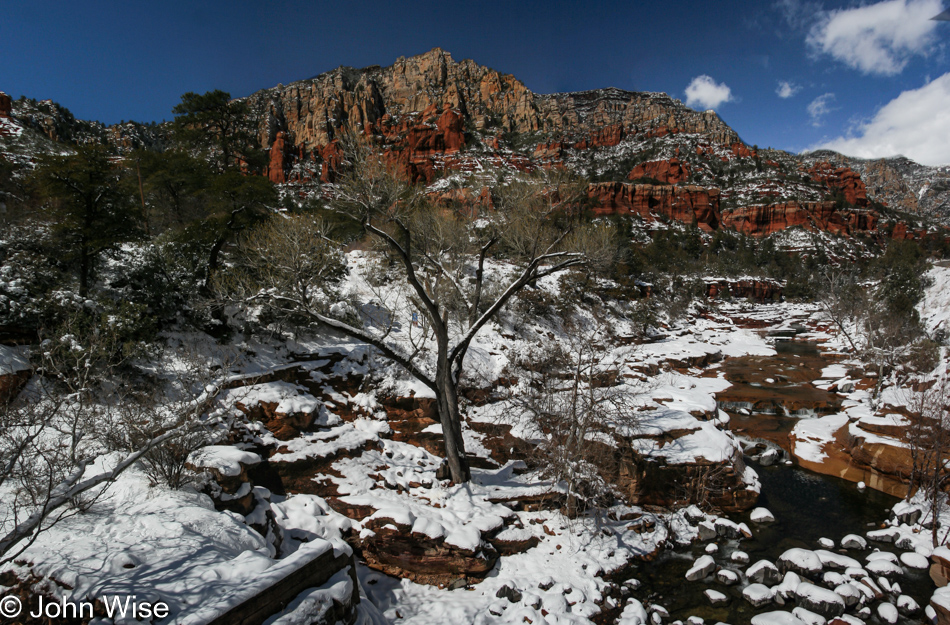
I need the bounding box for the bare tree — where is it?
[906,378,950,546]
[818,266,864,354]
[0,323,235,562]
[226,142,614,483]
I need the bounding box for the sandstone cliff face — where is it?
[242,48,741,180]
[721,201,879,237]
[587,182,721,231]
[0,92,11,119]
[808,162,868,207]
[628,158,691,184]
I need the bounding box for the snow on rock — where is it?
[790,414,848,464]
[731,550,750,564]
[685,555,717,581]
[876,602,898,624]
[743,583,775,607]
[841,535,867,550]
[750,610,805,624]
[747,559,782,585]
[864,558,903,577]
[778,548,823,576]
[814,550,860,571]
[897,593,920,615]
[705,589,729,605]
[714,518,751,539]
[716,569,740,585]
[866,527,899,543]
[791,607,826,625]
[774,572,803,600]
[617,598,649,625]
[898,551,929,569]
[817,537,834,549]
[187,445,261,477]
[834,583,862,607]
[794,581,846,618]
[5,468,352,624]
[751,507,776,523]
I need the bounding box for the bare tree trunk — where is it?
[435,320,469,483]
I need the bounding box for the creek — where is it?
[623,338,934,624]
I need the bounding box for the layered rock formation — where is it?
[628,158,691,184]
[587,182,721,231]
[721,201,879,237]
[246,48,739,150]
[808,162,868,207]
[243,48,740,184]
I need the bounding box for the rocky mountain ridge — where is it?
[3,47,950,237]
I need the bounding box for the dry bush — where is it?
[503,320,648,516]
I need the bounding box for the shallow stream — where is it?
[623,339,934,624]
[626,462,933,623]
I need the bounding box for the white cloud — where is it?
[684,75,734,110]
[776,0,825,30]
[812,73,950,166]
[776,80,801,98]
[807,0,942,75]
[807,93,837,126]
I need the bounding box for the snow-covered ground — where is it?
[2,253,949,625]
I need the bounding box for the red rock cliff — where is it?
[808,162,868,207]
[587,182,722,231]
[628,158,691,184]
[721,202,879,237]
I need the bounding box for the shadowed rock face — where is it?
[0,92,11,119]
[721,202,879,237]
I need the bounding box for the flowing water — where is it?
[626,461,934,624]
[621,339,934,624]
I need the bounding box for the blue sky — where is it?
[2,0,949,164]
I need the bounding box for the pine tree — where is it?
[34,145,142,297]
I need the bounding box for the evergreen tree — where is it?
[34,145,141,297]
[171,90,264,173]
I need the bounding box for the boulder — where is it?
[932,546,950,587]
[841,535,868,550]
[897,594,920,615]
[686,555,717,581]
[751,612,807,625]
[876,602,898,624]
[795,581,846,618]
[791,607,827,625]
[698,521,718,541]
[747,560,782,586]
[743,583,775,607]
[359,515,498,585]
[705,589,729,606]
[834,583,862,607]
[778,548,823,577]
